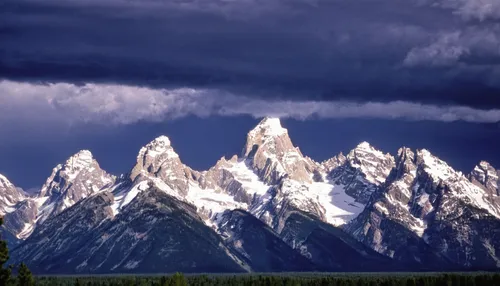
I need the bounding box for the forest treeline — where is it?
[34,272,500,286]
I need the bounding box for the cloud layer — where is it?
[1,80,499,127]
[1,0,499,109]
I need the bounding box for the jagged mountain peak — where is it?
[249,117,287,137]
[412,149,500,218]
[343,142,395,186]
[349,141,389,158]
[0,174,26,215]
[0,149,114,239]
[470,160,499,194]
[69,149,93,160]
[130,135,183,182]
[243,117,290,158]
[241,118,315,184]
[415,149,460,183]
[394,147,416,176]
[346,146,500,269]
[35,150,115,226]
[39,150,108,197]
[129,135,202,200]
[138,135,177,158]
[321,152,347,174]
[478,160,494,169]
[0,173,14,189]
[153,135,171,144]
[397,147,415,159]
[472,161,496,178]
[57,150,95,177]
[355,141,371,149]
[212,155,239,169]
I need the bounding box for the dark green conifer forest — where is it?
[32,273,500,286]
[0,217,34,286]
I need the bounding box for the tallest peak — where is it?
[251,117,287,137]
[259,117,281,125]
[243,117,290,158]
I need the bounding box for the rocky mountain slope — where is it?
[2,150,115,241]
[345,148,500,269]
[0,175,25,215]
[1,117,499,273]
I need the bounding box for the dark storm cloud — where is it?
[1,0,500,109]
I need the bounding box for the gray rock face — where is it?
[202,156,258,206]
[345,147,500,269]
[130,136,200,198]
[327,142,395,204]
[37,150,115,224]
[470,161,499,196]
[3,199,37,241]
[0,174,29,245]
[0,174,25,215]
[250,181,325,233]
[2,150,115,240]
[242,118,316,185]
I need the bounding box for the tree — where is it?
[170,273,188,286]
[17,263,34,286]
[0,217,12,286]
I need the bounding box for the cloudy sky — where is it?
[0,0,499,188]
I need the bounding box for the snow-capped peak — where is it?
[60,150,95,179]
[248,117,287,139]
[0,174,26,215]
[344,142,395,185]
[39,150,100,197]
[241,117,316,184]
[136,135,178,162]
[416,149,456,183]
[479,161,493,169]
[397,147,414,158]
[149,135,172,147]
[0,173,14,189]
[356,141,372,150]
[414,149,500,218]
[36,150,114,220]
[472,161,496,179]
[131,135,182,181]
[470,160,499,193]
[350,142,388,158]
[243,117,291,155]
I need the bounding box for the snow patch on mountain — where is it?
[111,181,149,216]
[418,149,456,183]
[187,182,246,227]
[311,181,366,226]
[224,160,271,196]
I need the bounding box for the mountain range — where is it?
[0,118,499,274]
